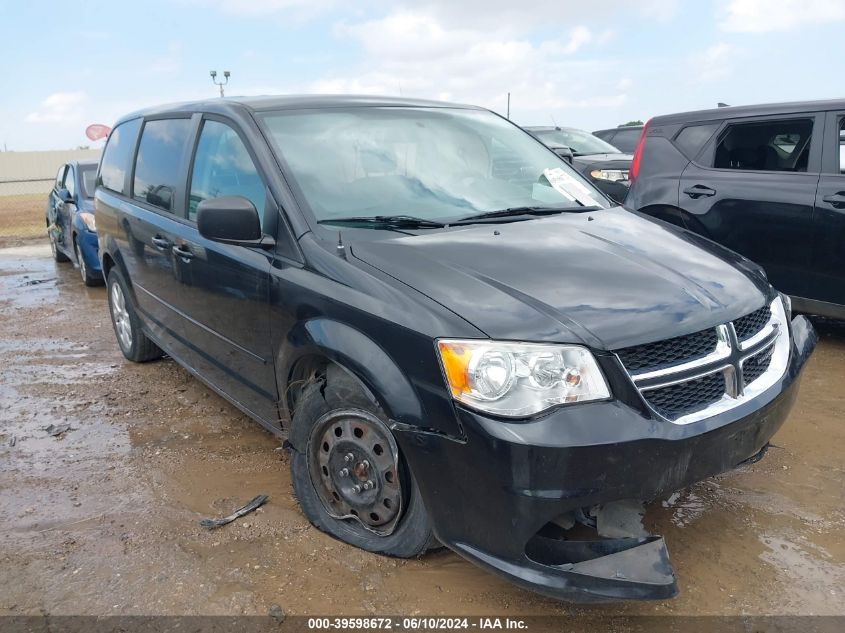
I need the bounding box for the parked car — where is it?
[593,124,644,153]
[626,99,845,319]
[46,159,103,285]
[96,96,816,603]
[525,126,631,203]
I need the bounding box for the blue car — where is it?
[46,159,103,285]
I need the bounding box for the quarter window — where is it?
[188,120,265,224]
[133,118,192,213]
[99,118,142,194]
[713,119,813,172]
[674,123,719,160]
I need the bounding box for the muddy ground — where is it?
[0,243,843,620]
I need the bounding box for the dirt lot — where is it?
[1,243,843,621]
[0,194,46,244]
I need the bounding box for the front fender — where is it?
[282,319,423,425]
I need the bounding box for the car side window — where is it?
[133,118,193,213]
[188,120,266,225]
[55,165,66,191]
[713,119,813,172]
[64,166,76,198]
[839,119,844,174]
[99,118,142,195]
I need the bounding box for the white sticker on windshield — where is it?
[541,168,601,207]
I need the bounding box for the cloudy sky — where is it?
[2,0,844,150]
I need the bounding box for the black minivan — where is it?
[626,99,845,319]
[96,96,816,603]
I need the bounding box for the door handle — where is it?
[822,192,845,209]
[683,185,716,199]
[172,244,194,261]
[151,235,172,250]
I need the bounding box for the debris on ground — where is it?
[596,500,649,539]
[268,604,286,624]
[199,494,269,530]
[43,423,72,438]
[20,277,55,287]
[8,435,16,447]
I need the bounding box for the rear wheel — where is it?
[106,268,163,362]
[289,367,434,557]
[49,230,70,262]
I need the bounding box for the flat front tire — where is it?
[106,268,162,362]
[289,370,434,558]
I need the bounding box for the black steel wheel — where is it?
[289,368,434,557]
[308,409,403,534]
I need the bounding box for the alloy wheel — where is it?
[110,282,133,351]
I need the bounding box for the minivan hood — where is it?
[350,208,770,350]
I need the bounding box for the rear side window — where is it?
[133,118,192,213]
[188,120,266,224]
[99,118,142,194]
[674,123,719,160]
[608,128,641,153]
[713,119,813,172]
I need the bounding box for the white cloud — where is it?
[24,92,88,123]
[720,0,845,32]
[148,42,184,75]
[690,42,736,82]
[318,10,629,124]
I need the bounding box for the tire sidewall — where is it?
[107,268,140,359]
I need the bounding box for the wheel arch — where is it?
[278,319,425,433]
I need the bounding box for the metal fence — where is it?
[0,149,100,244]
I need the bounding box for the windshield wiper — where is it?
[317,215,447,229]
[451,205,600,225]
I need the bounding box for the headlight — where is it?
[590,169,629,183]
[437,340,611,417]
[79,212,96,232]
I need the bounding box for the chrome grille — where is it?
[643,372,726,418]
[734,306,771,341]
[615,328,718,372]
[614,299,787,425]
[742,344,774,387]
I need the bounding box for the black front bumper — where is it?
[395,316,817,602]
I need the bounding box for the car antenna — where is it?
[337,231,346,259]
[550,115,559,130]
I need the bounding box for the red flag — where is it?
[85,124,112,142]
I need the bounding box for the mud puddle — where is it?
[0,244,843,618]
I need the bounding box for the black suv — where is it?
[96,96,816,603]
[626,99,845,318]
[593,125,644,153]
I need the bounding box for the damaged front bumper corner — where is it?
[396,315,817,602]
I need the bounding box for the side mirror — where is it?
[58,188,74,203]
[553,146,574,163]
[196,196,266,246]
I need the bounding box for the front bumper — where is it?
[396,315,817,602]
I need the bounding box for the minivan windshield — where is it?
[260,107,609,226]
[532,128,621,156]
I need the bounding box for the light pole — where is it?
[210,70,230,97]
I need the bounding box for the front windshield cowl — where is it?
[259,106,610,232]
